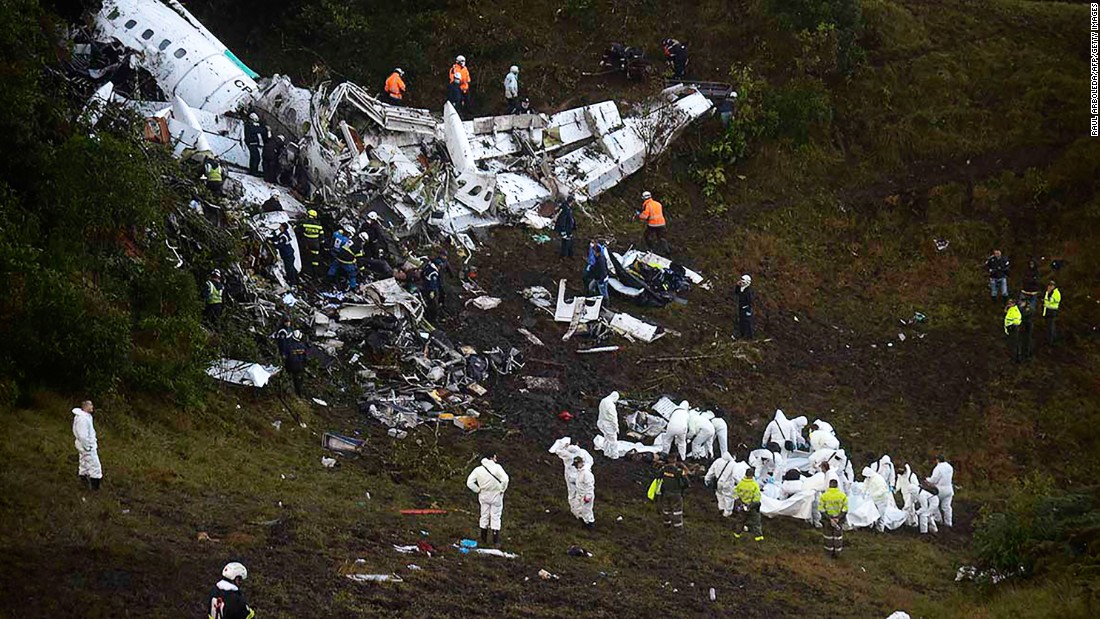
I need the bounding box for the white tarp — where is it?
[206,359,280,387]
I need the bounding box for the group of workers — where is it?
[380,55,532,117]
[989,249,1063,363]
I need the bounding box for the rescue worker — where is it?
[447,72,465,112]
[466,453,509,547]
[515,97,534,114]
[1004,299,1022,363]
[1019,258,1042,313]
[283,330,307,397]
[72,400,102,490]
[571,456,596,529]
[810,419,840,452]
[203,157,225,197]
[871,455,898,492]
[327,232,364,290]
[862,466,892,532]
[554,196,577,259]
[656,451,689,528]
[383,68,406,105]
[1044,280,1061,345]
[297,210,324,278]
[549,437,592,513]
[449,55,471,111]
[1018,298,1035,361]
[421,254,444,323]
[732,468,764,541]
[272,314,294,357]
[262,134,285,183]
[361,211,389,259]
[705,452,746,517]
[985,249,1010,303]
[662,38,688,78]
[584,239,610,301]
[243,112,265,176]
[636,191,668,254]
[926,455,954,528]
[761,409,795,456]
[331,225,352,258]
[917,486,941,534]
[688,408,715,459]
[273,222,298,286]
[896,463,920,527]
[504,65,520,113]
[657,401,690,461]
[734,274,755,339]
[748,446,784,485]
[819,477,848,557]
[597,391,621,459]
[207,562,255,619]
[710,411,730,457]
[203,269,225,323]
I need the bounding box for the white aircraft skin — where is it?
[94,0,258,114]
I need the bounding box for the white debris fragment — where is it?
[206,359,279,388]
[321,457,337,468]
[467,296,503,310]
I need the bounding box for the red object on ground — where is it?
[399,509,448,515]
[558,411,574,422]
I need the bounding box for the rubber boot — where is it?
[80,474,90,489]
[584,521,595,531]
[492,529,500,547]
[90,477,101,491]
[480,528,488,545]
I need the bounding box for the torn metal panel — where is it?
[453,169,497,213]
[363,278,424,321]
[496,173,552,215]
[442,102,475,173]
[554,279,603,323]
[652,396,680,420]
[337,304,389,321]
[322,432,366,453]
[546,101,622,147]
[609,312,662,343]
[620,249,707,287]
[206,359,280,387]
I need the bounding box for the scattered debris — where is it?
[466,296,503,310]
[196,531,220,543]
[608,312,663,343]
[531,234,553,244]
[934,238,949,251]
[206,359,279,388]
[522,376,563,392]
[312,398,329,407]
[522,286,554,310]
[347,574,404,584]
[320,457,337,468]
[517,328,545,347]
[538,569,560,580]
[322,433,366,453]
[567,545,593,557]
[399,509,448,515]
[577,346,620,354]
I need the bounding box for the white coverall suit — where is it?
[710,414,729,457]
[897,465,920,527]
[862,466,893,532]
[596,392,621,459]
[748,448,784,483]
[704,453,747,516]
[927,461,954,527]
[688,409,715,459]
[809,419,840,452]
[657,402,690,460]
[570,465,595,524]
[917,488,941,534]
[548,438,593,506]
[72,408,102,480]
[761,409,796,457]
[467,458,509,531]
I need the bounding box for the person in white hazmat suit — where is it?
[748,447,784,484]
[569,457,596,529]
[549,438,592,506]
[896,464,921,527]
[761,409,797,457]
[916,487,941,534]
[809,419,840,452]
[72,400,102,490]
[656,401,690,461]
[861,466,893,532]
[789,415,810,451]
[927,455,954,527]
[704,452,747,516]
[710,412,730,457]
[596,391,622,459]
[688,409,715,459]
[871,455,898,492]
[466,453,510,546]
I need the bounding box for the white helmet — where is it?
[345,227,356,237]
[456,55,466,64]
[359,231,370,241]
[395,68,404,76]
[641,191,652,200]
[211,268,222,278]
[248,112,259,122]
[510,65,519,74]
[291,330,302,340]
[366,211,382,222]
[740,274,752,285]
[222,562,248,581]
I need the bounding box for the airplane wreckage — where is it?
[72,0,715,239]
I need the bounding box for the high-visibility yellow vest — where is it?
[206,281,223,305]
[1004,305,1021,333]
[820,487,848,516]
[1044,288,1061,315]
[206,162,223,182]
[301,220,323,239]
[734,477,761,504]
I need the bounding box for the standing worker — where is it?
[1004,299,1022,363]
[298,210,324,278]
[1044,280,1061,345]
[570,456,596,530]
[262,135,285,184]
[704,452,746,517]
[203,157,225,197]
[861,466,892,532]
[926,455,954,528]
[383,68,406,105]
[203,269,225,323]
[283,330,307,397]
[327,232,364,291]
[656,452,689,529]
[449,55,471,112]
[819,477,848,557]
[734,274,755,340]
[466,453,509,547]
[1018,298,1035,361]
[636,191,669,254]
[1020,258,1042,313]
[584,239,610,301]
[554,196,577,259]
[662,38,689,78]
[243,112,265,176]
[985,249,1011,304]
[503,65,520,113]
[72,400,102,490]
[597,391,621,459]
[732,468,764,541]
[273,223,298,286]
[206,562,255,619]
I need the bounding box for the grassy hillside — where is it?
[2,0,1099,617]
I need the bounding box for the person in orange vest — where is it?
[636,190,669,254]
[449,55,471,113]
[383,68,406,105]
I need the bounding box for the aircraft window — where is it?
[124,20,136,29]
[158,39,171,51]
[141,29,153,40]
[174,48,187,59]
